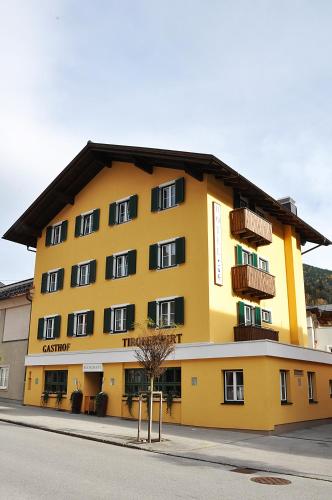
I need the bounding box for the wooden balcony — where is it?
[230,208,272,246]
[232,265,276,299]
[234,325,279,342]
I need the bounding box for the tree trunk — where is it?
[148,375,154,443]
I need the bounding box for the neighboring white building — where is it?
[0,279,33,401]
[307,305,332,352]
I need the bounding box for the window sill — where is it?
[309,400,319,404]
[281,401,293,405]
[122,396,181,402]
[221,401,244,405]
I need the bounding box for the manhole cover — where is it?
[231,467,257,474]
[251,477,291,485]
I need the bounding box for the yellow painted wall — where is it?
[24,356,332,430]
[29,163,209,355]
[207,176,292,344]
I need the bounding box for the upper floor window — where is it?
[261,309,272,324]
[37,315,61,340]
[41,268,64,294]
[149,237,185,270]
[105,251,137,280]
[75,209,100,237]
[67,310,94,337]
[148,296,184,328]
[0,366,9,390]
[236,245,270,272]
[258,257,269,273]
[71,260,96,287]
[224,370,244,403]
[151,178,185,212]
[103,304,135,334]
[45,221,68,247]
[237,301,263,327]
[109,195,138,226]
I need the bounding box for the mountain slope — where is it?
[303,264,332,305]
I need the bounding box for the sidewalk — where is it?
[1,400,331,481]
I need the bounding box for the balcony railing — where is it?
[232,265,276,299]
[234,325,279,342]
[230,208,272,246]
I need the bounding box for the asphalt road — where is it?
[0,421,331,500]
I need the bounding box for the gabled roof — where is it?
[2,142,331,247]
[0,278,33,300]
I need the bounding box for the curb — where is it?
[1,417,331,483]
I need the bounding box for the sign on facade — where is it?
[213,202,223,286]
[83,363,103,372]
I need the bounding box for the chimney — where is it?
[277,197,297,216]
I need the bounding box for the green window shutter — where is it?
[89,260,97,283]
[57,268,64,290]
[255,307,262,327]
[103,308,112,333]
[71,265,78,287]
[175,237,185,265]
[87,311,94,335]
[149,244,159,270]
[236,245,243,265]
[129,195,138,219]
[105,256,114,279]
[175,177,185,204]
[252,253,258,268]
[54,316,61,338]
[147,301,157,327]
[233,190,241,209]
[61,221,68,242]
[41,273,48,293]
[37,318,44,339]
[128,250,137,275]
[127,304,135,330]
[67,314,75,337]
[151,187,160,212]
[174,297,184,325]
[45,227,52,246]
[238,301,245,325]
[109,203,117,226]
[75,216,81,237]
[92,209,100,232]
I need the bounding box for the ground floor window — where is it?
[307,372,316,402]
[0,366,9,389]
[44,370,68,394]
[125,368,181,397]
[280,370,288,403]
[224,370,244,402]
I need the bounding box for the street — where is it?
[0,421,331,500]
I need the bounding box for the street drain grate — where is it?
[231,467,257,474]
[251,477,291,485]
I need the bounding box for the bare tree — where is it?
[134,322,177,442]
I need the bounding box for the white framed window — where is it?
[82,213,93,236]
[75,313,88,336]
[117,199,130,224]
[48,272,58,292]
[244,305,255,326]
[157,300,175,327]
[44,317,55,339]
[262,309,272,323]
[114,307,127,332]
[160,242,176,269]
[280,370,288,402]
[307,372,315,401]
[161,183,176,210]
[52,224,62,245]
[78,263,90,286]
[242,250,252,266]
[224,370,244,402]
[114,254,128,279]
[0,366,9,390]
[258,257,269,273]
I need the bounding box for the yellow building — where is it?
[3,142,332,431]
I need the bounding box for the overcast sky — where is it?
[0,0,331,284]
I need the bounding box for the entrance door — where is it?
[83,372,103,414]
